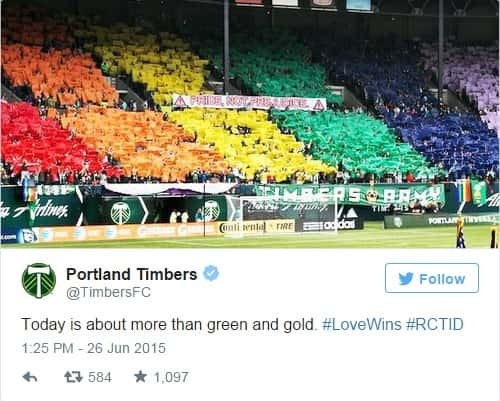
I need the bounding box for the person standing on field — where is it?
[456,212,466,248]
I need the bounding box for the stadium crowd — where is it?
[1,7,498,187]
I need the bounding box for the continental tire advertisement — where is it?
[384,213,499,229]
[218,220,295,235]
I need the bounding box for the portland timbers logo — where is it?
[110,202,131,225]
[22,263,56,299]
[203,200,220,222]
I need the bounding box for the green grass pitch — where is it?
[4,222,498,248]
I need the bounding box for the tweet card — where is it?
[1,1,500,400]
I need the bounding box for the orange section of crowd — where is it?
[60,107,229,182]
[1,44,118,106]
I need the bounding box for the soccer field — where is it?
[4,222,497,248]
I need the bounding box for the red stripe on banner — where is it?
[463,179,472,202]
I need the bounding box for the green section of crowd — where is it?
[271,110,440,178]
[198,32,342,105]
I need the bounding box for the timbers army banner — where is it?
[254,184,445,207]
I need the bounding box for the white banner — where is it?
[172,94,327,111]
[103,183,238,196]
[272,0,299,6]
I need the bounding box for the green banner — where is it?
[255,184,445,207]
[184,195,227,223]
[1,185,83,228]
[95,195,228,225]
[100,197,158,225]
[471,180,487,206]
[384,213,499,229]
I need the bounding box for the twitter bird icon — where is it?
[399,272,414,286]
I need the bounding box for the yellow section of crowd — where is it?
[169,109,334,182]
[75,25,211,105]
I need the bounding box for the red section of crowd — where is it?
[1,102,122,181]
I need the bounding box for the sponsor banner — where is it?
[33,222,221,243]
[0,228,38,244]
[3,219,296,244]
[311,0,336,8]
[243,199,361,226]
[172,94,326,112]
[298,218,364,232]
[1,185,83,228]
[384,213,499,229]
[253,184,445,207]
[243,198,337,221]
[218,219,295,235]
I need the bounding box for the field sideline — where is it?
[3,222,497,248]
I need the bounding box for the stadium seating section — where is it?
[271,110,438,178]
[1,6,498,184]
[421,42,499,132]
[74,25,211,105]
[324,44,435,109]
[1,102,120,178]
[387,112,498,177]
[200,32,342,105]
[2,6,74,47]
[2,44,118,106]
[60,107,228,181]
[169,109,333,182]
[323,43,499,178]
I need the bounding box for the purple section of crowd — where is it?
[421,42,499,132]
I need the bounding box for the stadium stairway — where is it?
[428,88,472,113]
[108,77,147,111]
[326,85,366,111]
[1,84,22,103]
[206,74,242,95]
